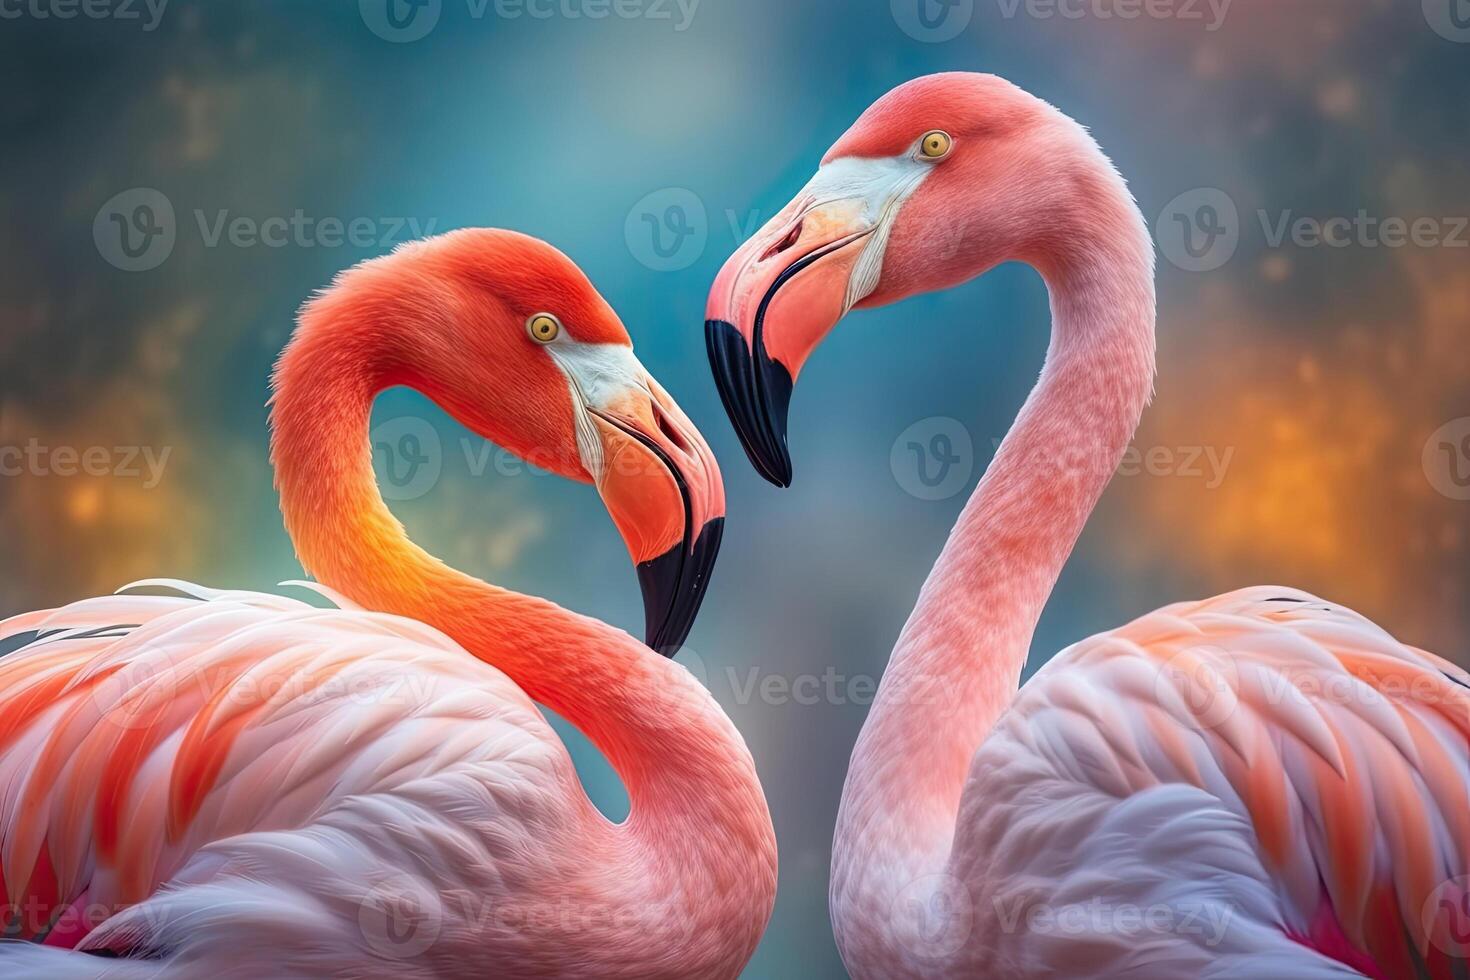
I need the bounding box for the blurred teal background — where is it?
[2,1,1469,975]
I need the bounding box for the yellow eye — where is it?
[527,313,561,344]
[919,130,952,160]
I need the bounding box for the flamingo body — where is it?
[0,583,763,978]
[1,229,776,977]
[838,587,1470,977]
[0,584,615,975]
[704,73,1469,977]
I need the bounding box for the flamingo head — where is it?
[706,72,1093,486]
[353,229,725,655]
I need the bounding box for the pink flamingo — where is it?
[0,229,776,977]
[706,73,1470,977]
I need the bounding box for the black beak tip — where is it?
[637,517,724,657]
[705,319,794,488]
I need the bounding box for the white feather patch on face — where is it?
[543,340,650,485]
[798,148,939,311]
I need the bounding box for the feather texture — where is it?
[0,586,720,977]
[943,587,1469,977]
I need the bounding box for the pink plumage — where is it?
[705,72,1469,978]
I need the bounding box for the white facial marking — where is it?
[797,143,939,310]
[544,340,650,484]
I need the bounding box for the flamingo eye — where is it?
[918,130,952,160]
[527,313,562,344]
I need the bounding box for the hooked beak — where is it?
[589,375,725,657]
[705,193,884,487]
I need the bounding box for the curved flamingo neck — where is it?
[269,295,775,970]
[832,163,1156,963]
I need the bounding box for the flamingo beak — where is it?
[589,375,725,657]
[705,195,879,487]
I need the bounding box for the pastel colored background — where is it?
[2,1,1468,974]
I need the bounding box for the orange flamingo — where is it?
[0,229,776,977]
[707,73,1469,977]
